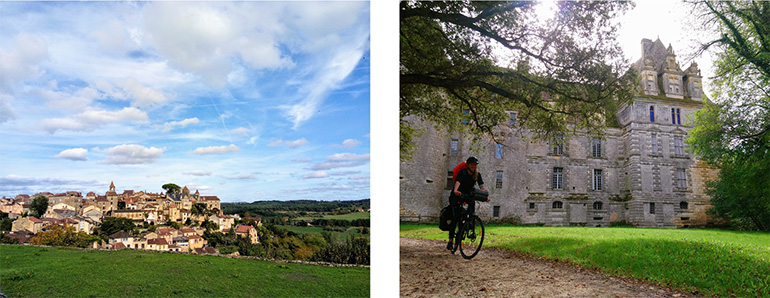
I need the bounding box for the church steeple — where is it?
[109,181,116,193]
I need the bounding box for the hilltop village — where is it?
[0,182,259,253]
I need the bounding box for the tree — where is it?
[30,195,48,217]
[29,225,100,248]
[117,201,126,210]
[686,0,770,230]
[97,217,136,239]
[162,183,181,197]
[192,203,207,216]
[400,1,636,160]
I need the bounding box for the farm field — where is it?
[401,224,770,298]
[1,245,369,298]
[297,211,370,221]
[277,225,369,241]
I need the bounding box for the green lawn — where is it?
[401,224,770,298]
[1,245,369,298]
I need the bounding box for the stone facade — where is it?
[400,38,719,228]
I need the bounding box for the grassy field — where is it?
[277,225,369,240]
[401,224,770,297]
[1,245,369,298]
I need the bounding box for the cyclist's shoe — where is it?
[446,241,453,250]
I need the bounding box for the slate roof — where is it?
[109,230,132,239]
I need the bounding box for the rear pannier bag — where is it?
[438,205,452,231]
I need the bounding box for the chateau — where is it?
[400,38,719,228]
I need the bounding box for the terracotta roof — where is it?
[148,238,168,245]
[27,216,42,223]
[187,234,202,239]
[180,228,195,233]
[112,242,126,250]
[235,225,253,233]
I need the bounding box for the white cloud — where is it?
[0,94,17,123]
[100,144,165,164]
[310,153,370,170]
[233,174,256,180]
[303,171,328,179]
[191,144,240,155]
[231,127,250,136]
[121,77,169,107]
[268,138,308,148]
[339,139,361,148]
[292,157,312,163]
[55,148,89,161]
[0,33,49,92]
[35,84,99,112]
[163,117,199,132]
[42,107,149,134]
[183,170,212,176]
[247,136,259,144]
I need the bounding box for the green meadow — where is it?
[277,225,369,241]
[401,224,770,297]
[1,245,369,298]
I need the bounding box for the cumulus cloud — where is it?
[56,148,88,161]
[99,144,165,164]
[42,107,149,134]
[36,84,99,112]
[232,174,256,180]
[310,153,370,170]
[191,144,240,155]
[303,171,328,179]
[268,138,308,148]
[163,117,199,132]
[183,170,212,176]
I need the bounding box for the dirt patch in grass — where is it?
[400,238,703,297]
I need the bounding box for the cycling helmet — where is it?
[466,156,479,164]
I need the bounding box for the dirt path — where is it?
[400,237,701,298]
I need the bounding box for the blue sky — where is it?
[0,1,371,202]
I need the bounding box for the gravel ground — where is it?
[400,237,703,298]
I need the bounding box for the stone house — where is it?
[400,38,719,228]
[234,224,259,244]
[11,216,44,234]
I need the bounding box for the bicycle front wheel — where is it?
[459,216,484,259]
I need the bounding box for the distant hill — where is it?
[221,199,370,216]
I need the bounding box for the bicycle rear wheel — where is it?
[459,216,484,259]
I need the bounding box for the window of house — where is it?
[651,133,658,154]
[552,201,563,209]
[446,171,454,189]
[592,138,602,158]
[593,201,603,210]
[450,139,459,156]
[529,202,535,209]
[676,168,687,188]
[552,167,563,190]
[509,112,517,126]
[671,108,676,124]
[552,135,563,155]
[676,109,682,125]
[650,106,655,122]
[495,171,503,189]
[674,136,684,156]
[649,202,656,214]
[680,201,688,210]
[593,169,603,191]
[495,143,503,159]
[493,206,501,218]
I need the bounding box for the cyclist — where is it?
[447,156,489,250]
